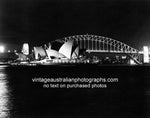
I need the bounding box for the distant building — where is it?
[22,43,29,55]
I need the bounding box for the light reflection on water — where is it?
[0,67,11,118]
[0,65,148,118]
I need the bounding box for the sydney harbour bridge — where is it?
[51,34,143,64]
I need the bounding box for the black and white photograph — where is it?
[0,0,149,117]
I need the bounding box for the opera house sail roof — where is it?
[33,39,79,60]
[71,46,79,59]
[46,49,65,59]
[58,40,74,59]
[34,47,47,60]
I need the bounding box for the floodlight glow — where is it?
[0,46,4,53]
[130,59,136,65]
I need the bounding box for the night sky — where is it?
[1,0,150,50]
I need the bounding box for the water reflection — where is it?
[0,65,147,118]
[0,67,11,118]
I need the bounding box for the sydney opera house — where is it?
[34,40,79,61]
[13,39,83,65]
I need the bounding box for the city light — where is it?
[130,59,136,65]
[0,46,5,53]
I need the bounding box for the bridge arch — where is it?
[52,34,142,64]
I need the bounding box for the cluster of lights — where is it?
[7,50,18,53]
[0,44,21,53]
[0,45,16,53]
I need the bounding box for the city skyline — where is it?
[1,0,150,50]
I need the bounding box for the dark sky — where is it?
[1,0,150,50]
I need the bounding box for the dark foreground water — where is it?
[0,64,150,118]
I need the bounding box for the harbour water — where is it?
[0,64,149,118]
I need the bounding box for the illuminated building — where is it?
[33,40,79,60]
[22,43,29,55]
